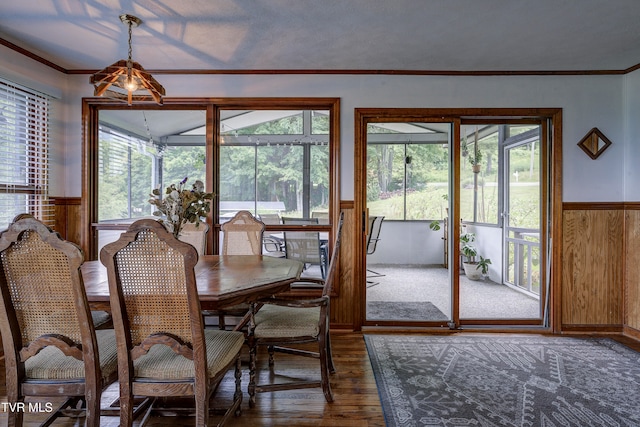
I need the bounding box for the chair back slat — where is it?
[366,216,384,255]
[322,212,344,297]
[101,220,200,350]
[113,229,193,345]
[282,217,322,265]
[222,210,265,255]
[178,222,209,256]
[0,224,85,347]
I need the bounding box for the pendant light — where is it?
[90,14,165,105]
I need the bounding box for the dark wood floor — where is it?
[0,332,386,426]
[3,331,639,426]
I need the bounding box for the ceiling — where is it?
[1,0,640,73]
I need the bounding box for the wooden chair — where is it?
[178,221,209,256]
[0,215,118,427]
[247,211,344,406]
[221,210,265,255]
[204,211,266,330]
[100,219,245,427]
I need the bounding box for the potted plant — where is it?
[468,148,482,173]
[460,232,491,280]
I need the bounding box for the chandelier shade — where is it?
[90,14,165,105]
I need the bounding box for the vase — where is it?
[462,262,483,280]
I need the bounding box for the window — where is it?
[366,122,450,221]
[85,99,338,260]
[460,124,500,225]
[0,79,52,229]
[98,126,156,221]
[219,110,330,219]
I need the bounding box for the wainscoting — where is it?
[47,199,640,338]
[562,202,640,340]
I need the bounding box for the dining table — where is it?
[81,254,304,314]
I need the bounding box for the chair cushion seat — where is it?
[253,304,320,339]
[133,330,244,381]
[25,329,118,382]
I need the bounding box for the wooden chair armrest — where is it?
[256,296,328,309]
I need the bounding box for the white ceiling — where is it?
[1,0,640,73]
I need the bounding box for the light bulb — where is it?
[124,76,139,92]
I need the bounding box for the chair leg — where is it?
[366,268,385,278]
[234,357,243,416]
[248,339,257,408]
[85,386,101,427]
[326,330,336,374]
[319,335,334,402]
[194,386,209,427]
[268,345,276,366]
[119,382,135,427]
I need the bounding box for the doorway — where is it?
[364,121,453,326]
[354,109,559,330]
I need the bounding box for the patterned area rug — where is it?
[367,301,448,321]
[364,334,640,426]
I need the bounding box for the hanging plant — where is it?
[468,149,482,173]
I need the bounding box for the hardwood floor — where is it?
[0,332,385,426]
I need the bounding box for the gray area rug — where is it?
[367,301,448,321]
[364,334,640,426]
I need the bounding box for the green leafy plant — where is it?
[149,177,214,238]
[468,148,482,166]
[477,256,492,275]
[460,232,491,279]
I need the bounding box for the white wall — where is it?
[366,221,443,265]
[624,69,640,201]
[0,46,632,203]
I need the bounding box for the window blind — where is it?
[0,78,53,230]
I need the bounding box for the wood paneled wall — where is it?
[50,197,82,246]
[562,202,640,337]
[562,205,623,330]
[49,200,639,334]
[331,204,356,329]
[625,207,640,339]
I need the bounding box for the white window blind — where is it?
[0,78,53,230]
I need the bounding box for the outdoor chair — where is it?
[100,219,245,427]
[311,211,330,224]
[258,213,282,225]
[366,215,385,286]
[281,216,327,279]
[0,215,118,427]
[248,211,344,406]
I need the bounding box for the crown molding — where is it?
[1,36,637,77]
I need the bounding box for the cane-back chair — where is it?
[221,210,265,255]
[178,221,209,256]
[0,215,118,427]
[248,211,344,406]
[100,219,245,427]
[208,211,266,330]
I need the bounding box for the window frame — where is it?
[0,78,52,229]
[82,98,340,265]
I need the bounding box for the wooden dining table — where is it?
[81,255,304,313]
